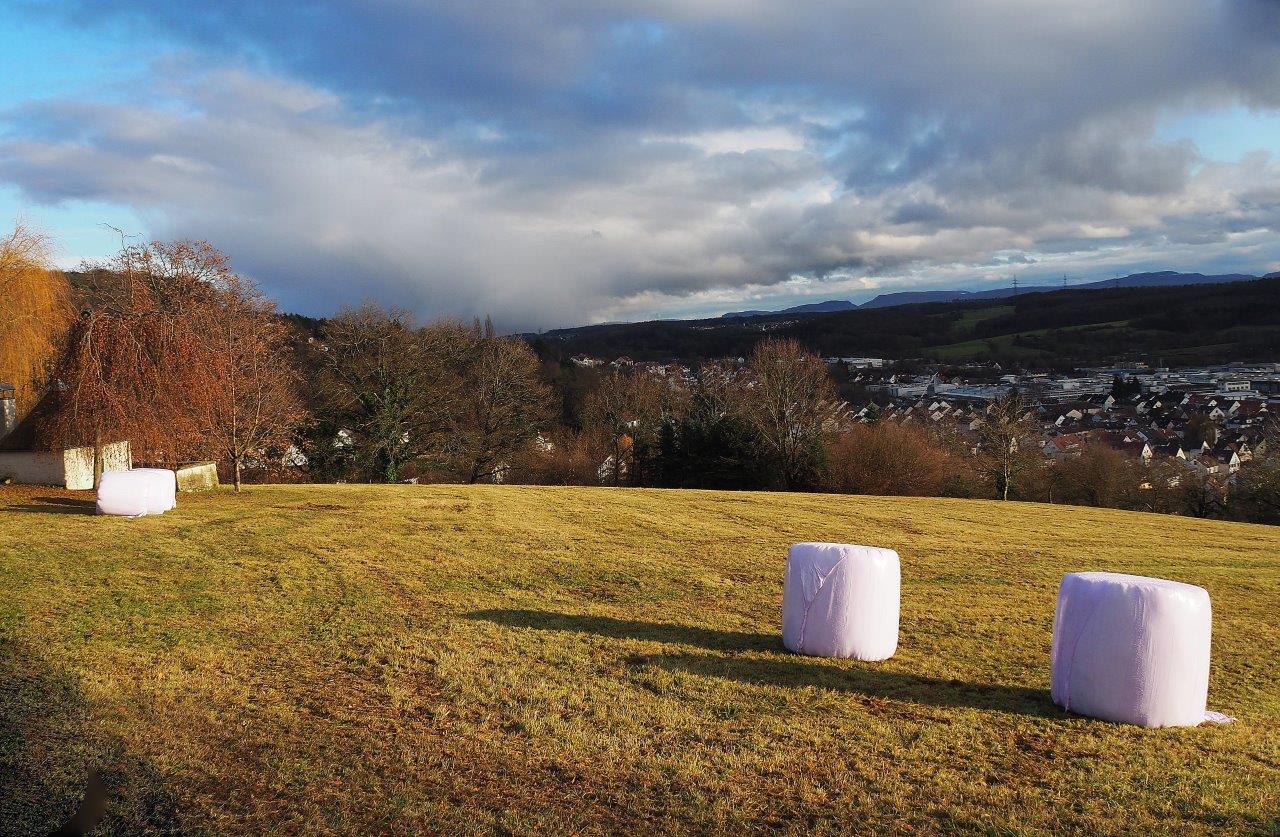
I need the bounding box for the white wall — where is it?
[0,451,66,485]
[0,441,132,489]
[63,442,132,490]
[176,461,219,492]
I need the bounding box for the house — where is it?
[0,386,131,490]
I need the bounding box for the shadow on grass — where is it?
[3,496,97,515]
[0,638,181,833]
[470,609,1057,718]
[646,652,1059,717]
[469,609,781,653]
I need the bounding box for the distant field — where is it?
[929,320,1130,360]
[1,484,1278,834]
[952,304,1016,332]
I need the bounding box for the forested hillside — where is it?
[536,278,1280,368]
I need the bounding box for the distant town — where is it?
[569,353,1279,484]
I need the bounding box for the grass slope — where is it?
[1,484,1278,834]
[929,320,1130,360]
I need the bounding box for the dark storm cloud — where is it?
[4,1,1280,326]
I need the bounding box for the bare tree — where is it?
[1175,469,1226,519]
[509,428,606,486]
[585,369,668,485]
[196,271,309,492]
[976,393,1040,501]
[1235,415,1280,523]
[450,335,555,483]
[742,338,837,490]
[1183,413,1220,449]
[317,305,462,483]
[823,422,966,497]
[1051,444,1142,508]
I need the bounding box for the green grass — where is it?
[931,320,1130,360]
[950,305,1016,335]
[2,484,1278,834]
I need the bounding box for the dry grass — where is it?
[1,483,1278,835]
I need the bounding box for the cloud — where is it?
[2,1,1280,327]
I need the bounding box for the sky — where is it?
[2,2,1280,330]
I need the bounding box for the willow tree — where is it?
[46,240,309,488]
[0,224,71,415]
[43,241,228,483]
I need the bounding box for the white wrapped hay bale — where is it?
[1051,571,1216,728]
[133,468,177,513]
[96,470,158,517]
[781,542,900,661]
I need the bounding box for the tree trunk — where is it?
[233,457,243,493]
[92,429,104,490]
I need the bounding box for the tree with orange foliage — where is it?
[44,239,307,488]
[0,224,71,415]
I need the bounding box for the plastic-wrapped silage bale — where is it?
[133,468,177,513]
[781,542,900,661]
[96,470,156,517]
[1050,571,1215,728]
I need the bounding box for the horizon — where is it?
[3,2,1280,329]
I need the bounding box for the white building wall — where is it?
[0,451,66,485]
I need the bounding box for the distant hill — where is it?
[722,299,856,318]
[1075,270,1257,290]
[723,270,1260,317]
[859,290,980,309]
[533,275,1280,369]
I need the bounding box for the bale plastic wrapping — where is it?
[782,542,900,661]
[96,470,158,517]
[132,468,177,513]
[1051,571,1215,728]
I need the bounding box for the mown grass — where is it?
[1,484,1278,835]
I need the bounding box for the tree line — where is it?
[2,226,1278,524]
[0,229,555,491]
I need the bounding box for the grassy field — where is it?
[1,484,1278,835]
[929,321,1130,361]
